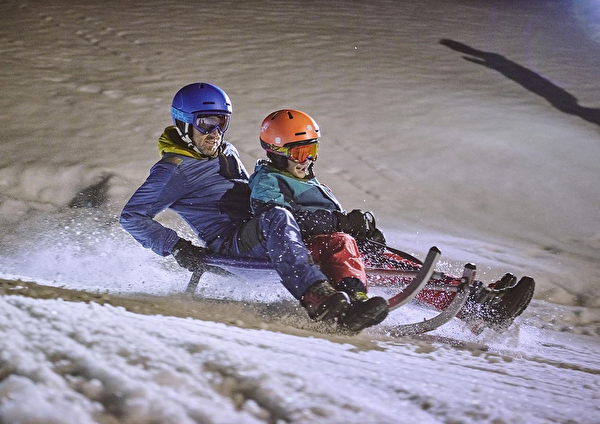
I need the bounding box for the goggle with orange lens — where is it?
[270,141,318,163]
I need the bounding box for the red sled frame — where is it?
[184,245,478,335]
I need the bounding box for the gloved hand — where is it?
[171,239,206,272]
[334,209,370,239]
[334,209,386,242]
[368,225,386,245]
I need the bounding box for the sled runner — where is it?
[184,245,478,335]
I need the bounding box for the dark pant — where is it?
[219,207,327,299]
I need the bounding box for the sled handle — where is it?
[185,264,237,295]
[186,270,203,294]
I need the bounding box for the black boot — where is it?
[337,277,390,332]
[301,280,349,322]
[462,275,535,334]
[490,272,517,290]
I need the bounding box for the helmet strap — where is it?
[306,161,316,178]
[174,123,204,156]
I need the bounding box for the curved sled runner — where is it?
[184,246,478,335]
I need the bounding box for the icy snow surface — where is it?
[1,293,599,424]
[1,0,600,422]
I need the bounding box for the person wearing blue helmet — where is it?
[120,83,383,331]
[170,82,232,156]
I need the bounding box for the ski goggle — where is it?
[171,107,231,134]
[269,140,319,163]
[192,114,230,134]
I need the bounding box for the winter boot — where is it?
[462,275,535,334]
[337,277,390,332]
[489,273,517,290]
[301,280,349,322]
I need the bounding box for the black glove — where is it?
[334,209,386,243]
[334,209,370,239]
[171,239,206,272]
[368,225,386,245]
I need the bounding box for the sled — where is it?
[184,244,478,335]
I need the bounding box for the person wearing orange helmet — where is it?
[249,109,390,331]
[250,109,536,335]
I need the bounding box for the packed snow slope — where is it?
[1,278,600,424]
[1,0,600,423]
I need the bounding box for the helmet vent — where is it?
[287,111,294,119]
[202,101,215,105]
[295,132,306,136]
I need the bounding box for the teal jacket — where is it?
[248,160,343,237]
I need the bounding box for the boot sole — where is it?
[342,297,390,332]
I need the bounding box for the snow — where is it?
[1,294,599,424]
[1,0,600,422]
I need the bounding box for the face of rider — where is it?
[191,125,222,157]
[285,157,312,179]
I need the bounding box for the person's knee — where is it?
[328,232,359,251]
[259,207,305,246]
[264,206,292,219]
[261,207,296,228]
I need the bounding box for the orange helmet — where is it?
[260,109,320,164]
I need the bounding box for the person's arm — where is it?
[120,158,187,256]
[250,171,338,237]
[249,169,288,213]
[222,142,250,179]
[292,208,338,237]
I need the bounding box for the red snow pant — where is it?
[305,232,368,290]
[305,235,460,310]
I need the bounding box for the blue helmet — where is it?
[170,83,232,149]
